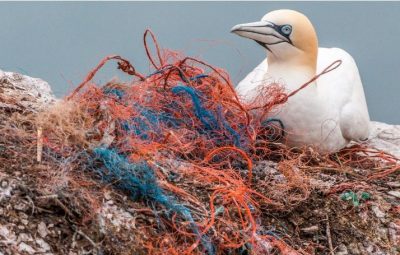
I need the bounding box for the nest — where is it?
[0,30,398,255]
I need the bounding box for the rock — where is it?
[335,244,349,255]
[104,191,112,200]
[13,201,28,211]
[335,244,348,255]
[376,227,389,243]
[100,202,137,232]
[0,181,12,202]
[360,241,386,255]
[0,226,16,244]
[17,233,33,243]
[371,205,386,218]
[387,190,400,198]
[0,179,8,188]
[0,69,55,112]
[348,242,360,254]
[301,225,319,234]
[368,121,400,158]
[0,177,13,202]
[386,182,400,188]
[37,221,48,238]
[36,238,51,252]
[357,243,368,254]
[18,242,36,254]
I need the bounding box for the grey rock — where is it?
[20,219,29,226]
[335,244,349,255]
[36,238,51,252]
[37,221,48,238]
[13,201,28,211]
[0,226,16,244]
[301,225,319,233]
[0,181,12,202]
[387,190,400,198]
[376,227,389,243]
[387,182,400,188]
[18,242,36,254]
[17,233,33,243]
[371,205,386,218]
[368,121,400,158]
[0,69,55,112]
[348,242,360,254]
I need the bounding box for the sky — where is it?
[0,2,399,124]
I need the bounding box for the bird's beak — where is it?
[231,21,288,46]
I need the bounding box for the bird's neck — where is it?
[267,56,317,93]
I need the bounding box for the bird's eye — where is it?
[280,25,292,35]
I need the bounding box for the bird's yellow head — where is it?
[231,9,318,69]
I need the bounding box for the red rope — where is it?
[67,55,145,100]
[144,29,165,69]
[204,146,253,183]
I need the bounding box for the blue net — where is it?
[93,147,215,254]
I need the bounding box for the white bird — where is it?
[231,9,371,153]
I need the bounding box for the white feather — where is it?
[236,47,370,153]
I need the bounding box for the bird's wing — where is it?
[316,47,371,141]
[235,58,269,102]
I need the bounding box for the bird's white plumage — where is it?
[233,10,370,153]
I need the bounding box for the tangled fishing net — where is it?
[1,30,399,254]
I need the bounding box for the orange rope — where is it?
[67,55,145,100]
[204,146,253,183]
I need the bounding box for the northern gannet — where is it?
[231,9,371,153]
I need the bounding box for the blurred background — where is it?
[0,2,399,123]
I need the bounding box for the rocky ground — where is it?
[0,69,399,255]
